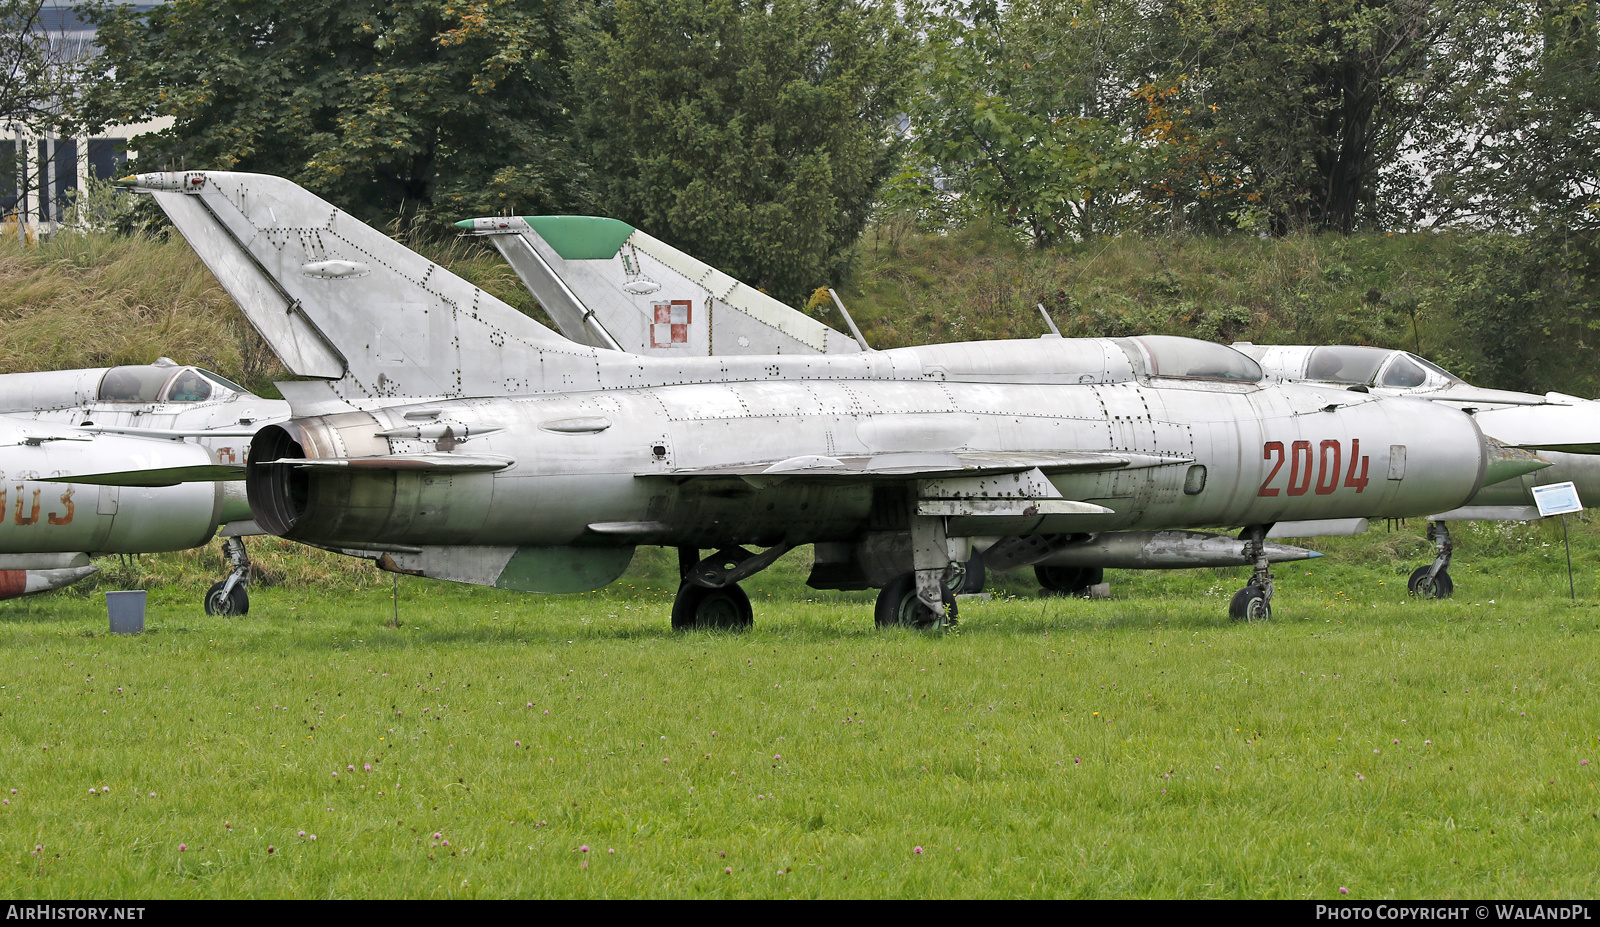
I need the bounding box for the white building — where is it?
[13,1,171,228]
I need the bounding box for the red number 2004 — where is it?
[1258,439,1370,496]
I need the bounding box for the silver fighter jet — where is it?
[106,172,1539,628]
[0,413,228,602]
[0,360,289,613]
[458,214,1340,596]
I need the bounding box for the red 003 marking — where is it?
[1259,438,1369,496]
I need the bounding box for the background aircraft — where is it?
[0,361,289,612]
[99,171,1541,631]
[1236,343,1600,597]
[0,412,227,602]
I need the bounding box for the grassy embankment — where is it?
[3,220,1580,395]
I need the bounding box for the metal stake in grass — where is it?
[1562,514,1575,602]
[1531,482,1583,603]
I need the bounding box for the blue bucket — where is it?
[106,590,146,634]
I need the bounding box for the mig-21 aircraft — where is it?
[0,412,225,602]
[456,214,1339,596]
[94,171,1544,629]
[459,215,1595,603]
[0,361,289,612]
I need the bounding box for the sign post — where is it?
[1532,481,1584,601]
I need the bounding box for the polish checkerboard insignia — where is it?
[651,300,692,348]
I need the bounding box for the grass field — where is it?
[1,524,1598,899]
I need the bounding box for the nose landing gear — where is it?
[203,536,252,616]
[1228,525,1274,622]
[1407,520,1455,599]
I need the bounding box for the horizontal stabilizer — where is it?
[1477,403,1600,456]
[336,544,634,593]
[52,464,245,486]
[264,454,514,472]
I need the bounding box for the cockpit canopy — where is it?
[1304,346,1459,389]
[1121,336,1262,382]
[96,360,246,403]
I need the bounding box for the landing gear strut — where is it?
[1408,520,1455,599]
[1228,525,1273,622]
[204,536,251,616]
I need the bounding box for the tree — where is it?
[1144,0,1496,235]
[571,0,914,307]
[76,0,582,230]
[907,0,1145,245]
[0,0,85,133]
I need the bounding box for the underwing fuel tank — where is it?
[1033,530,1319,570]
[0,565,98,599]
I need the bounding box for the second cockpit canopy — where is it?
[97,359,248,403]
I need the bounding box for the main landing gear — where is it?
[1407,520,1455,599]
[1228,525,1273,622]
[1035,564,1104,598]
[874,569,960,629]
[670,544,791,630]
[204,536,252,616]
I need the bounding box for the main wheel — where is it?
[1407,566,1454,599]
[874,573,956,629]
[670,583,753,630]
[1035,564,1103,596]
[204,581,249,616]
[1228,584,1271,622]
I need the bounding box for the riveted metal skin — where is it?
[132,172,1503,610]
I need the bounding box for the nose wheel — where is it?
[1407,520,1455,599]
[203,536,252,616]
[1229,525,1274,622]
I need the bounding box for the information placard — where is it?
[1533,481,1584,517]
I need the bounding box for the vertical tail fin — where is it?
[128,172,596,403]
[458,215,858,356]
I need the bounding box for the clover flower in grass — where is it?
[363,763,371,772]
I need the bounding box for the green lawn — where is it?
[1,527,1597,898]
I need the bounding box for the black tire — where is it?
[670,582,753,630]
[1407,566,1454,599]
[1034,564,1104,596]
[874,573,955,629]
[1228,584,1271,622]
[204,581,249,616]
[957,553,987,594]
